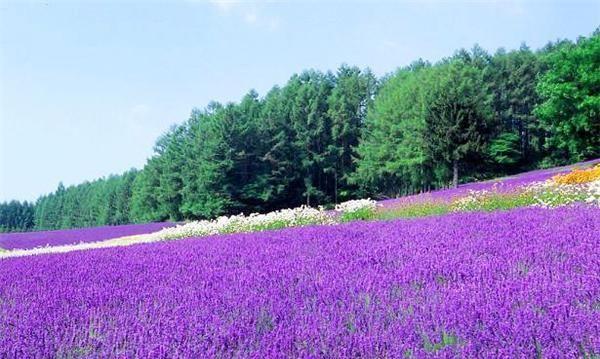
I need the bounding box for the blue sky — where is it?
[0,0,598,202]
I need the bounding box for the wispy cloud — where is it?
[267,15,282,31]
[206,0,281,31]
[500,0,526,16]
[244,10,258,24]
[130,104,151,118]
[464,0,527,16]
[208,0,237,13]
[382,39,399,49]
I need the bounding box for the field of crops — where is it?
[0,222,174,250]
[1,205,598,357]
[1,160,597,254]
[1,161,599,357]
[379,158,600,208]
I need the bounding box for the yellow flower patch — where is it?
[552,164,600,185]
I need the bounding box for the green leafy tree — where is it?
[0,200,35,232]
[488,132,522,165]
[535,31,600,163]
[424,58,493,187]
[353,61,433,197]
[289,71,335,206]
[131,160,165,222]
[253,86,300,210]
[487,44,544,164]
[179,103,238,219]
[326,65,377,202]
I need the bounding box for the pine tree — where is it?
[535,31,600,163]
[352,62,433,196]
[326,65,377,202]
[424,59,493,187]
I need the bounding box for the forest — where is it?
[1,31,598,232]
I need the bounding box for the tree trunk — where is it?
[334,173,338,204]
[452,160,459,188]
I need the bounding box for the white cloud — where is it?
[130,104,150,118]
[502,0,526,16]
[206,1,282,31]
[244,11,258,24]
[268,16,281,31]
[382,39,399,49]
[471,0,526,16]
[208,0,237,13]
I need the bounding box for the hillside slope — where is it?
[1,206,598,357]
[1,158,598,253]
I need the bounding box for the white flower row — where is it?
[152,205,337,241]
[153,199,381,241]
[334,199,377,213]
[0,234,160,259]
[0,199,379,259]
[2,178,596,259]
[584,179,600,205]
[524,179,599,208]
[451,178,600,211]
[451,190,492,211]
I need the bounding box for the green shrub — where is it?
[452,191,536,212]
[339,207,376,222]
[376,202,451,220]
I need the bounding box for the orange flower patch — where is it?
[552,164,600,185]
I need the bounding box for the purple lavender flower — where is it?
[379,158,600,208]
[0,222,175,250]
[1,206,598,357]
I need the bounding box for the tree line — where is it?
[1,31,598,232]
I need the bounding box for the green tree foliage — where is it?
[34,171,138,230]
[0,201,35,232]
[154,126,187,221]
[352,61,433,197]
[424,57,493,188]
[289,71,335,206]
[535,31,600,163]
[127,67,377,220]
[130,160,163,222]
[253,87,298,210]
[4,31,598,231]
[487,44,544,163]
[488,132,522,166]
[327,65,377,202]
[179,104,232,219]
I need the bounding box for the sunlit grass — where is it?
[339,207,377,222]
[375,202,452,220]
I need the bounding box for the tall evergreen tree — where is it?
[353,63,433,196]
[253,86,300,210]
[289,71,335,206]
[534,31,600,163]
[424,58,493,187]
[0,200,34,232]
[5,32,597,232]
[326,65,377,202]
[487,44,544,166]
[131,159,165,222]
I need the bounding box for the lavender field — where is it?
[379,158,600,208]
[2,3,599,357]
[0,222,175,250]
[1,206,598,357]
[2,159,597,254]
